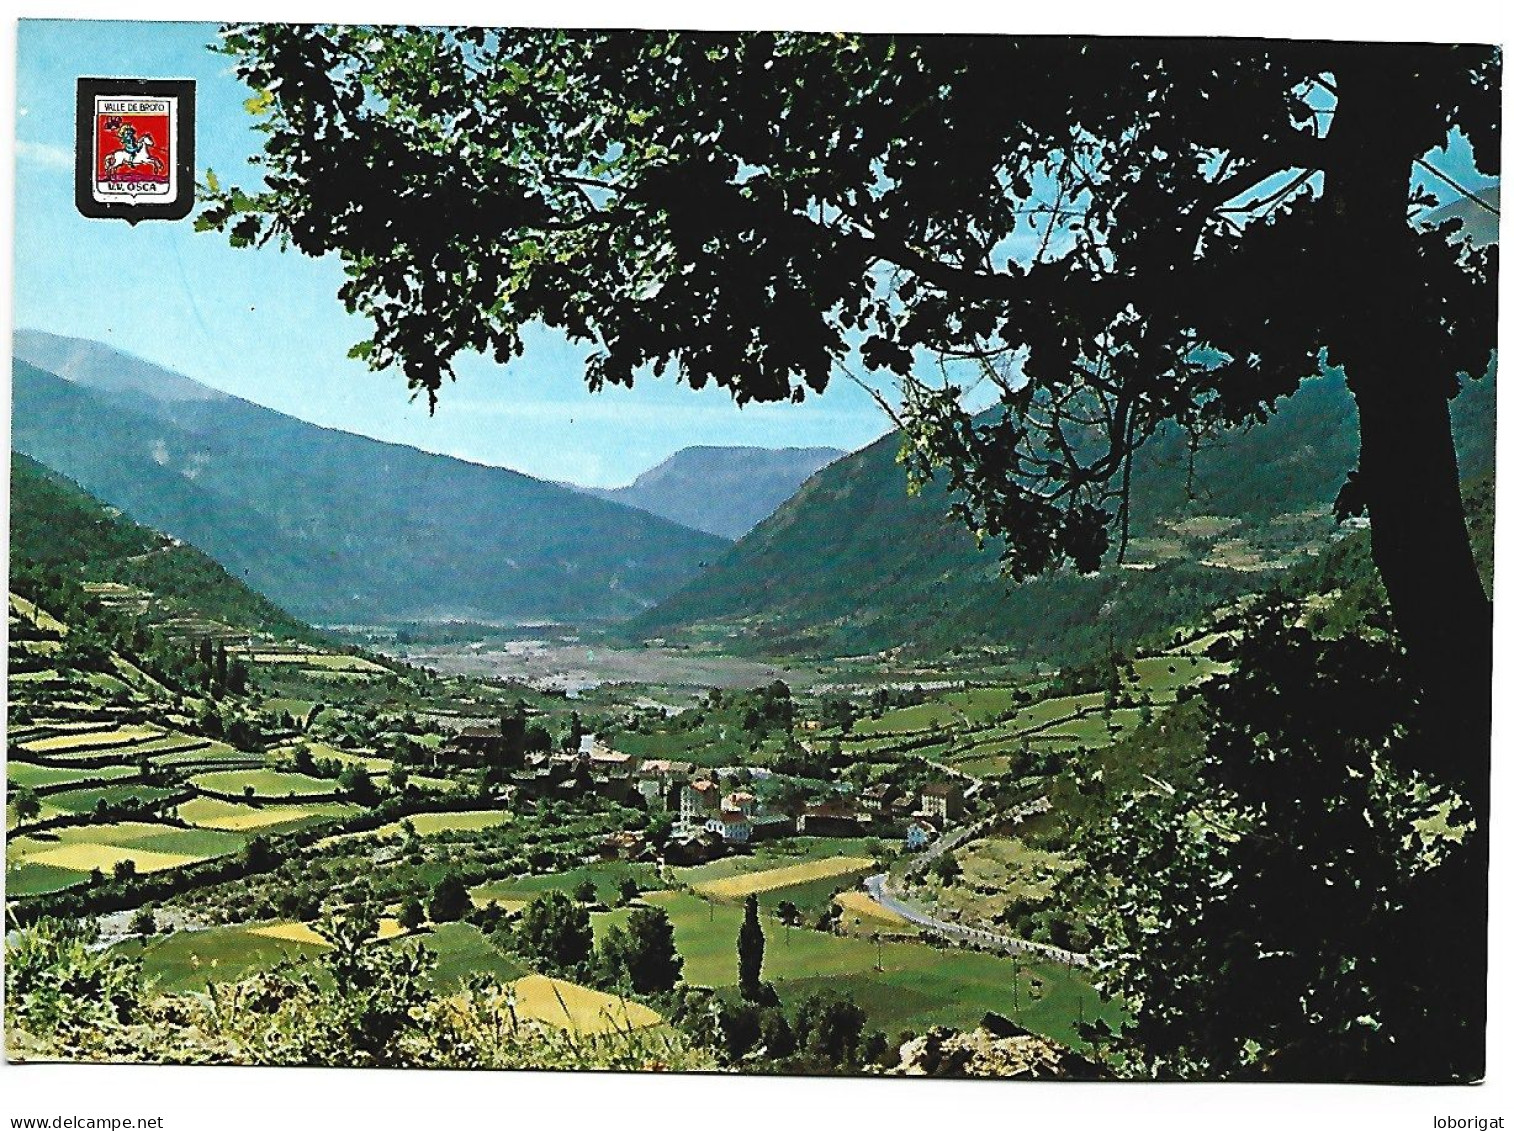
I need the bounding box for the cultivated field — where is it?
[506,974,662,1034]
[191,768,335,798]
[691,855,876,900]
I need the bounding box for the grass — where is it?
[626,889,1116,1046]
[7,821,246,876]
[21,726,163,753]
[177,796,359,833]
[10,593,67,633]
[191,768,335,798]
[398,922,530,991]
[246,918,408,947]
[318,809,511,847]
[120,926,327,994]
[18,842,206,874]
[3,860,88,896]
[606,887,1120,1046]
[691,856,876,900]
[247,652,389,673]
[474,861,667,906]
[667,837,876,890]
[920,836,1076,924]
[5,761,140,789]
[42,783,179,815]
[262,697,317,721]
[833,889,911,928]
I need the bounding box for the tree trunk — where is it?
[1329,55,1492,1082]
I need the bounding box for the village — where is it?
[433,715,969,867]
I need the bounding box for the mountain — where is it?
[631,368,1497,663]
[11,331,728,626]
[8,452,317,641]
[580,445,845,539]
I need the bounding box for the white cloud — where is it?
[15,139,72,169]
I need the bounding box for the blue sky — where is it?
[13,21,1498,487]
[12,20,896,487]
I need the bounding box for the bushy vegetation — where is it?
[1073,597,1470,1081]
[4,913,714,1071]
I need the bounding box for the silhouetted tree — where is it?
[738,894,765,1000]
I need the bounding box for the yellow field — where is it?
[23,842,201,873]
[834,889,910,927]
[692,856,876,900]
[319,810,509,847]
[22,726,162,753]
[249,652,389,673]
[506,974,662,1034]
[10,595,67,634]
[246,918,407,947]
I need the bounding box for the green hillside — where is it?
[11,332,728,626]
[634,368,1495,663]
[9,453,317,641]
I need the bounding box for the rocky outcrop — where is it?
[891,1025,1099,1079]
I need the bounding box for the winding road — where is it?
[867,795,1089,968]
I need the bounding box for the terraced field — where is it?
[318,809,511,847]
[191,768,335,799]
[177,796,359,834]
[6,820,248,893]
[21,725,164,754]
[244,651,390,674]
[6,760,140,789]
[42,783,180,814]
[828,648,1229,782]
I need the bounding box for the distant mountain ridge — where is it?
[11,331,727,626]
[632,368,1497,663]
[580,445,845,539]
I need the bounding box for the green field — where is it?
[623,889,1116,1046]
[177,795,359,834]
[847,686,1027,738]
[4,860,89,896]
[8,821,247,879]
[321,809,511,847]
[395,922,529,990]
[191,768,335,798]
[247,652,389,673]
[667,837,875,890]
[43,783,179,815]
[262,697,317,721]
[118,926,328,993]
[473,860,668,906]
[6,760,141,789]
